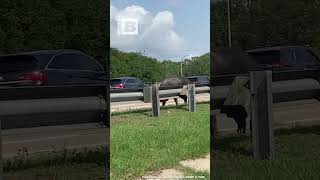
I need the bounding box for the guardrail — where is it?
[110,84,210,116]
[211,69,320,108]
[0,84,107,129]
[211,69,320,160]
[0,84,108,177]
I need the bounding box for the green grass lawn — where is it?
[3,147,108,180]
[111,103,210,180]
[213,126,320,180]
[5,163,106,180]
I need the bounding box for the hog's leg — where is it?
[161,99,168,106]
[180,95,188,104]
[174,98,178,106]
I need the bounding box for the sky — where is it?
[110,0,210,61]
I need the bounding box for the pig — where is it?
[159,77,190,106]
[212,48,257,134]
[219,76,251,134]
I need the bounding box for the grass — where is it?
[111,103,210,180]
[213,126,320,180]
[3,146,109,180]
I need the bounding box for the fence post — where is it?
[250,71,274,160]
[151,85,160,117]
[0,119,2,179]
[109,102,111,127]
[188,84,196,112]
[210,83,217,151]
[143,86,152,103]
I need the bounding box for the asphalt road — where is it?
[2,123,108,158]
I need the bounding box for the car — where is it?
[246,46,320,71]
[213,46,320,85]
[187,76,209,86]
[0,50,107,86]
[110,77,145,91]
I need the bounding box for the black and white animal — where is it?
[159,77,190,106]
[220,105,248,134]
[213,48,257,134]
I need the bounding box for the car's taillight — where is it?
[18,71,47,85]
[272,62,289,68]
[272,63,288,68]
[115,84,125,88]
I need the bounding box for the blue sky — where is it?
[110,0,210,61]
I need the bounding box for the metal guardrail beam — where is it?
[212,69,320,86]
[110,86,210,103]
[0,97,106,116]
[159,89,183,99]
[211,78,320,109]
[110,92,144,102]
[195,86,210,94]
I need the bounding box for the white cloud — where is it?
[110,5,186,60]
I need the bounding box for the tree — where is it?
[0,0,108,66]
[110,48,210,84]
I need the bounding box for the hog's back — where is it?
[159,77,189,87]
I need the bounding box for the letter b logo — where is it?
[117,18,139,35]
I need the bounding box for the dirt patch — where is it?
[180,154,210,173]
[139,154,210,180]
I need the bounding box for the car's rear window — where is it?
[248,50,280,65]
[188,77,198,83]
[111,79,124,85]
[201,77,209,82]
[294,49,320,66]
[0,55,38,73]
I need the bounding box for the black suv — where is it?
[187,76,209,86]
[246,46,320,71]
[0,50,106,86]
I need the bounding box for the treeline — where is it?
[212,0,320,54]
[0,0,108,66]
[110,48,209,84]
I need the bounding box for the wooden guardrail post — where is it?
[0,119,2,179]
[151,85,160,117]
[143,86,152,103]
[188,84,196,112]
[250,71,274,160]
[210,83,217,151]
[106,83,110,128]
[108,102,111,127]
